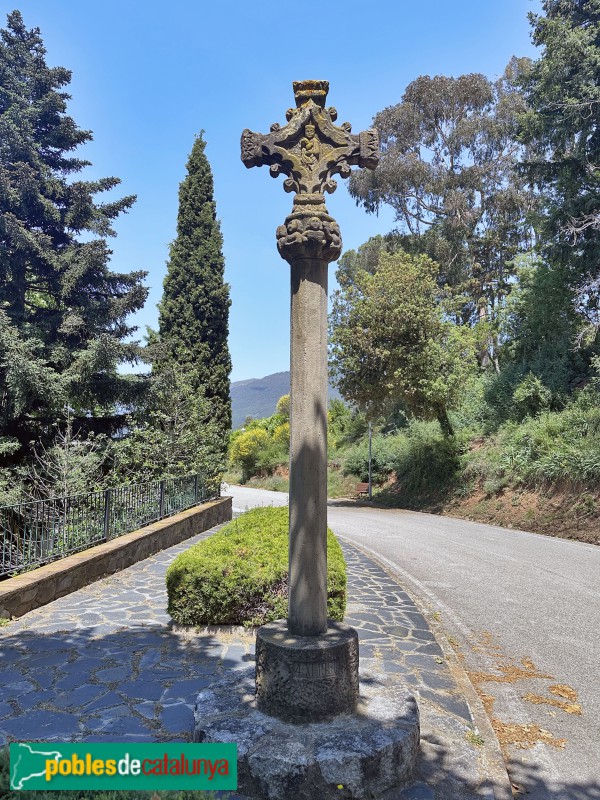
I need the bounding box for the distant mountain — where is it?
[230,371,341,429]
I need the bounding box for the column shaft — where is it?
[288,257,328,637]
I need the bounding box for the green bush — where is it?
[449,373,494,435]
[391,421,464,493]
[343,421,464,494]
[166,506,347,626]
[228,402,290,483]
[465,389,600,486]
[228,427,270,482]
[343,433,406,483]
[512,373,552,420]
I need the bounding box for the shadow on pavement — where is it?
[0,622,252,745]
[505,757,600,800]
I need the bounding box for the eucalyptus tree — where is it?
[349,60,536,346]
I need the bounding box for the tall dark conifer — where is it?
[158,133,232,457]
[0,11,148,463]
[521,0,600,314]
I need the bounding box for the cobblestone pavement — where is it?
[0,522,494,799]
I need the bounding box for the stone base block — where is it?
[194,665,419,800]
[255,619,358,723]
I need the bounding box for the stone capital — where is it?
[276,194,341,264]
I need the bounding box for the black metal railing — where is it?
[0,473,219,579]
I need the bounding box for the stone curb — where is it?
[0,496,232,620]
[336,534,514,800]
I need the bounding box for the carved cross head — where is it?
[241,80,379,199]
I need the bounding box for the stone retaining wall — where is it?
[0,496,232,619]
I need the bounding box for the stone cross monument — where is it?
[241,80,379,722]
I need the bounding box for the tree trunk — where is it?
[437,407,454,437]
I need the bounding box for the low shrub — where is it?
[166,506,347,626]
[343,434,406,483]
[327,468,361,498]
[246,473,289,493]
[343,421,464,495]
[392,421,464,493]
[465,389,600,487]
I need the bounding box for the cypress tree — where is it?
[158,133,232,459]
[0,11,148,464]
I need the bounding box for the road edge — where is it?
[337,533,514,800]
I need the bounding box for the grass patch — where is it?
[465,729,485,747]
[327,468,361,499]
[246,474,289,493]
[466,393,600,488]
[166,506,347,627]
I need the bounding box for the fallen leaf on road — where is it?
[493,720,567,753]
[522,691,581,715]
[549,684,578,702]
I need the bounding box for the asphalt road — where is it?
[227,484,600,800]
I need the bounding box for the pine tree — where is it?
[158,132,232,461]
[0,11,148,464]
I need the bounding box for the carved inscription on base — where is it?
[291,658,341,679]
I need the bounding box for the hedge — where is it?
[166,506,347,626]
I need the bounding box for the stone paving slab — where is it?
[0,520,495,798]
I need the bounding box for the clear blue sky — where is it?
[8,0,541,381]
